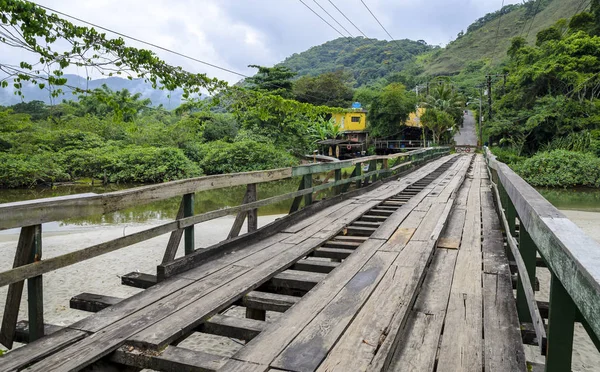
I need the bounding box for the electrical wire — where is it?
[359,0,396,42]
[312,0,354,37]
[327,0,373,42]
[490,0,506,65]
[298,0,347,38]
[523,0,543,40]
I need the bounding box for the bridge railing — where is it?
[485,147,600,372]
[0,146,449,348]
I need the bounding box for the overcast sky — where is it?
[4,0,521,84]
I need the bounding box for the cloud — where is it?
[2,0,521,85]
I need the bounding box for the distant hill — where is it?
[0,74,185,108]
[420,0,586,76]
[278,37,434,86]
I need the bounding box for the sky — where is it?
[2,0,522,85]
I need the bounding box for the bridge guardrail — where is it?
[0,146,449,348]
[485,147,600,371]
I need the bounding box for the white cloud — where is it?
[2,0,522,85]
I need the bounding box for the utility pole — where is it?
[479,87,484,147]
[487,75,493,121]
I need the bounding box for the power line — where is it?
[491,0,506,65]
[312,0,354,37]
[523,0,543,40]
[359,0,395,42]
[298,0,347,39]
[28,1,249,79]
[327,0,372,41]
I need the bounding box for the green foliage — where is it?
[513,150,600,187]
[246,65,296,98]
[293,71,354,107]
[0,152,69,188]
[199,140,298,175]
[308,118,342,142]
[420,108,455,145]
[490,146,526,165]
[201,114,238,142]
[368,83,416,138]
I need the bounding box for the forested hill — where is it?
[421,0,585,75]
[278,37,434,86]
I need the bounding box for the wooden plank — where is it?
[411,203,444,241]
[24,264,251,371]
[483,272,527,372]
[247,183,258,232]
[311,247,353,260]
[14,321,63,344]
[121,272,156,289]
[228,187,251,239]
[0,221,179,288]
[218,359,269,372]
[388,249,458,371]
[127,237,326,350]
[270,270,326,292]
[231,239,386,366]
[271,251,396,372]
[316,240,436,371]
[110,345,227,372]
[293,259,339,274]
[70,293,123,313]
[242,291,300,313]
[437,208,467,249]
[0,328,87,372]
[0,225,36,349]
[161,198,185,264]
[200,314,266,341]
[27,224,44,342]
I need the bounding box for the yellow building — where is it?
[332,109,368,132]
[404,107,425,128]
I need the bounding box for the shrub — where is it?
[512,150,600,187]
[200,140,298,175]
[0,153,70,188]
[490,146,526,165]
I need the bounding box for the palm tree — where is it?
[423,83,465,126]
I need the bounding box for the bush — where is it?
[200,140,298,175]
[0,153,70,188]
[490,146,526,165]
[513,150,600,187]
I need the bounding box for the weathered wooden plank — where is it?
[200,314,266,341]
[293,259,339,274]
[70,293,123,313]
[437,208,466,249]
[388,249,458,371]
[27,224,44,342]
[0,225,36,349]
[110,345,227,372]
[270,270,326,292]
[127,238,326,350]
[231,239,386,366]
[121,272,156,289]
[316,240,436,371]
[0,328,87,372]
[411,203,444,241]
[242,291,300,313]
[24,264,251,371]
[271,251,396,372]
[161,198,186,264]
[483,272,527,372]
[311,247,353,260]
[218,359,269,372]
[0,221,179,288]
[14,321,63,344]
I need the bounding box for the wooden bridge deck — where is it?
[1,154,528,372]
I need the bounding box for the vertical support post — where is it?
[303,174,313,207]
[355,163,362,189]
[382,158,389,179]
[247,184,258,233]
[545,273,576,372]
[516,225,536,323]
[0,226,36,349]
[162,200,186,264]
[246,307,266,321]
[334,168,342,195]
[28,224,44,342]
[369,159,377,183]
[183,193,195,255]
[506,197,517,237]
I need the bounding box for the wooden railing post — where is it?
[247,184,258,233]
[369,159,377,184]
[381,159,389,180]
[545,273,576,372]
[183,193,195,255]
[334,169,342,195]
[303,174,313,207]
[516,225,537,323]
[28,224,44,342]
[355,163,362,189]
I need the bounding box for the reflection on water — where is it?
[0,175,341,228]
[537,187,600,213]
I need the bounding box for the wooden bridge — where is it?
[1,148,599,372]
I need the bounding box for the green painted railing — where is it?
[485,148,600,372]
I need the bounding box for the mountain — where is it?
[0,74,185,108]
[420,0,586,76]
[278,37,434,86]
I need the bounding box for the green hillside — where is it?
[278,37,434,86]
[421,0,586,75]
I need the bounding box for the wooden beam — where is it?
[13,320,63,344]
[242,291,300,313]
[270,270,326,292]
[121,272,157,289]
[161,199,185,264]
[200,314,266,341]
[111,345,227,372]
[70,293,123,313]
[293,259,339,274]
[27,224,44,342]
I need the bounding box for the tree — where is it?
[70,85,151,122]
[423,83,464,126]
[246,65,296,98]
[420,108,456,145]
[293,71,354,107]
[368,83,416,138]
